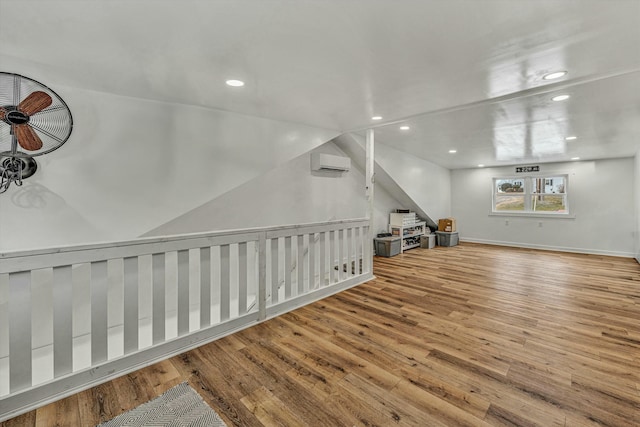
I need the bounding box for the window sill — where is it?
[489,211,575,219]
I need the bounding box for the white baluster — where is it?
[9,271,31,393]
[270,238,279,305]
[284,237,292,299]
[90,261,108,365]
[199,247,211,328]
[238,242,247,316]
[123,257,139,354]
[177,250,189,336]
[152,254,165,345]
[53,265,73,376]
[308,233,316,289]
[297,234,305,295]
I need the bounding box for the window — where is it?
[494,178,525,212]
[493,175,568,214]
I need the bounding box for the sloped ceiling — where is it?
[0,0,638,169]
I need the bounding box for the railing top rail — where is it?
[0,218,370,274]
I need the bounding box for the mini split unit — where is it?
[310,152,351,172]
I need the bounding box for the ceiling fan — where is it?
[0,72,73,193]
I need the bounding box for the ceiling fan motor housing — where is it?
[3,109,30,125]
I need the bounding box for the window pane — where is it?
[532,176,565,194]
[531,194,567,212]
[496,179,524,193]
[495,195,525,211]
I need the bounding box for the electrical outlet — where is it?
[538,222,543,227]
[505,220,509,226]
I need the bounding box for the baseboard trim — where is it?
[461,238,635,258]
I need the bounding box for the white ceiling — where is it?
[0,0,638,169]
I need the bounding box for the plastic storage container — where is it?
[435,231,459,247]
[374,236,402,257]
[420,234,436,249]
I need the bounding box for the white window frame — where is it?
[491,173,573,218]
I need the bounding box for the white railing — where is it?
[0,218,373,421]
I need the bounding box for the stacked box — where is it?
[438,218,457,232]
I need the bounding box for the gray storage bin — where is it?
[374,236,401,257]
[435,231,459,247]
[420,233,436,249]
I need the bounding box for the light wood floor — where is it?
[3,243,639,426]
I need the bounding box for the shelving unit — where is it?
[389,212,426,252]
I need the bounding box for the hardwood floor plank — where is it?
[395,366,491,420]
[3,243,639,427]
[2,411,35,427]
[33,404,57,427]
[112,371,159,411]
[276,312,406,390]
[521,338,639,382]
[420,353,568,426]
[34,394,81,427]
[170,348,260,427]
[78,381,119,426]
[205,341,347,426]
[240,386,306,427]
[338,372,451,427]
[568,374,640,426]
[484,403,565,427]
[323,389,394,427]
[296,308,428,370]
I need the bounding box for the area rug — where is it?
[97,382,227,427]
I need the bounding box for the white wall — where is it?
[145,141,406,237]
[145,142,368,235]
[633,151,640,262]
[375,143,451,224]
[0,87,338,252]
[451,158,636,257]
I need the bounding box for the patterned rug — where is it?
[96,382,228,427]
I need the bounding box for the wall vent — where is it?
[311,152,350,172]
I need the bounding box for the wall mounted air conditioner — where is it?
[310,152,351,172]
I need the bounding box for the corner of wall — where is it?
[333,133,451,231]
[635,152,640,263]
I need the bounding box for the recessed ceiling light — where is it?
[400,125,410,130]
[225,79,245,87]
[543,71,567,80]
[565,136,577,141]
[571,157,580,160]
[552,94,570,102]
[448,149,457,154]
[478,164,485,168]
[371,116,383,121]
